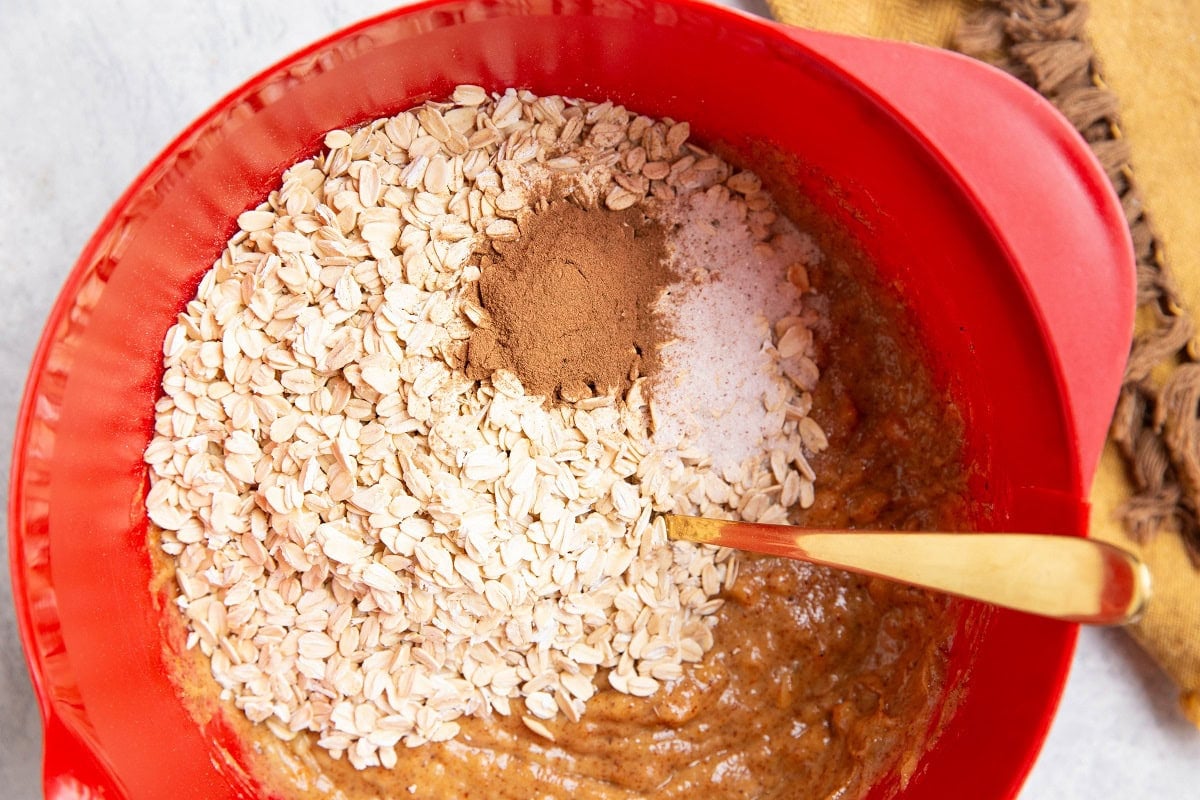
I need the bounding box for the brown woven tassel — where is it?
[955,0,1200,565]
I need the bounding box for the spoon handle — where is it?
[664,516,1150,625]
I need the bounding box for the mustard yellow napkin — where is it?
[765,0,1200,724]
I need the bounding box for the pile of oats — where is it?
[144,87,827,771]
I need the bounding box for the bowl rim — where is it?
[8,1,1083,797]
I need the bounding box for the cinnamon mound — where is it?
[466,201,673,401]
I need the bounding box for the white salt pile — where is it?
[653,185,824,474]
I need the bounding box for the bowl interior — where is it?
[12,1,1083,798]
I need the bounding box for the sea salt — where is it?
[654,186,824,473]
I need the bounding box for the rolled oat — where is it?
[145,87,828,770]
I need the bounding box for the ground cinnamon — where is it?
[465,201,673,401]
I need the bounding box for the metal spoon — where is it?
[664,515,1151,625]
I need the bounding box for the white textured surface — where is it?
[1,1,1197,798]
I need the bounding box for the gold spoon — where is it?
[664,515,1151,625]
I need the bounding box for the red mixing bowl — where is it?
[9,1,1134,798]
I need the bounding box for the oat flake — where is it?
[144,87,828,771]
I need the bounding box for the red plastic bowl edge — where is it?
[7,1,1127,797]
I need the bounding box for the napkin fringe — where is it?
[955,0,1200,566]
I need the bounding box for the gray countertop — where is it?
[2,1,1197,797]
